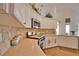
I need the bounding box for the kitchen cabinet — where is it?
[45,36,57,48]
[57,36,78,49]
[0,32,10,55]
[40,18,57,29]
[45,35,79,49]
[0,33,2,42]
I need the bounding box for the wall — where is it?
[1,3,79,35]
[73,13,79,36]
[56,5,77,35]
[14,3,57,29]
[14,4,27,27]
[0,14,23,27]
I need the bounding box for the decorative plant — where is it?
[30,3,41,15]
[45,13,53,18]
[70,31,75,35]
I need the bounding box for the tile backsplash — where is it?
[25,28,56,35]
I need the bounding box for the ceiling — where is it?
[54,3,79,13]
[34,3,79,16]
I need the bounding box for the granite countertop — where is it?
[56,35,79,38]
[28,35,41,39]
[3,38,46,56]
[27,34,45,40]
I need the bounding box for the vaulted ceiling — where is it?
[34,3,79,16]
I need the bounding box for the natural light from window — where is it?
[65,24,70,35]
[56,22,59,35]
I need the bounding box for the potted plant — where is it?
[70,31,75,35]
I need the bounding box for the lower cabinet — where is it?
[0,40,10,55]
[38,35,78,49]
[45,36,57,48]
[0,32,10,55]
[57,36,78,49]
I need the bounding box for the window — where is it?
[65,24,70,35]
[65,18,71,23]
[56,22,59,35]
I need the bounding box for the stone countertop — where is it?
[28,35,40,39]
[3,37,45,56]
[56,35,79,38]
[27,34,45,40]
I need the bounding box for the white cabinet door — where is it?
[0,32,10,55]
[58,36,78,49]
[40,18,57,29]
[0,33,2,42]
[45,36,57,48]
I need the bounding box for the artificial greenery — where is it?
[45,13,52,18]
[30,3,41,15]
[31,4,38,12]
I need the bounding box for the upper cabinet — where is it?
[40,18,57,29]
[31,17,57,29]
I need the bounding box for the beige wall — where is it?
[14,3,57,29]
[0,3,79,35]
[14,4,30,27]
[56,5,77,35]
[0,14,24,27]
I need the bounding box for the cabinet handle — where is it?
[48,40,51,44]
[54,39,56,43]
